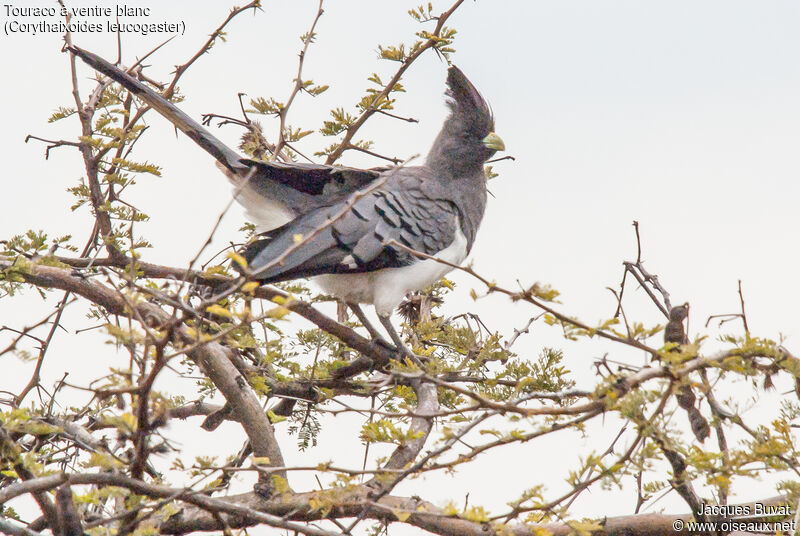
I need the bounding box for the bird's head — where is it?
[669,303,690,322]
[427,65,504,175]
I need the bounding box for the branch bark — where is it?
[0,472,791,536]
[1,258,286,487]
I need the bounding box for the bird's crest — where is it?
[425,65,500,175]
[444,65,493,130]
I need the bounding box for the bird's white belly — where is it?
[235,185,295,232]
[221,163,296,232]
[314,228,468,316]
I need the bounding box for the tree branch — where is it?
[0,258,287,489]
[323,0,465,164]
[1,472,790,536]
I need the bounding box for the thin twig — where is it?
[324,0,466,164]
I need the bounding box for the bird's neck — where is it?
[426,141,486,180]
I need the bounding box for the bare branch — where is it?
[272,0,325,159]
[323,0,466,164]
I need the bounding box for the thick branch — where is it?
[52,253,400,370]
[0,428,59,531]
[186,336,286,479]
[380,379,439,473]
[1,259,286,483]
[0,473,791,536]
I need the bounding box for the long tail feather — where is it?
[69,45,245,173]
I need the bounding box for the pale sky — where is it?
[2,0,799,531]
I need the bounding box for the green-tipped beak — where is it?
[482,132,505,151]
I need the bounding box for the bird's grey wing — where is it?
[244,174,459,282]
[70,46,383,215]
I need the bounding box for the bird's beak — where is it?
[482,132,505,151]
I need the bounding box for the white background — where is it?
[2,0,799,531]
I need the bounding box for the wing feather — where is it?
[244,169,459,282]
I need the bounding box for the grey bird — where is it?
[70,46,504,355]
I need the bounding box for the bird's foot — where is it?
[376,314,427,368]
[348,302,393,345]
